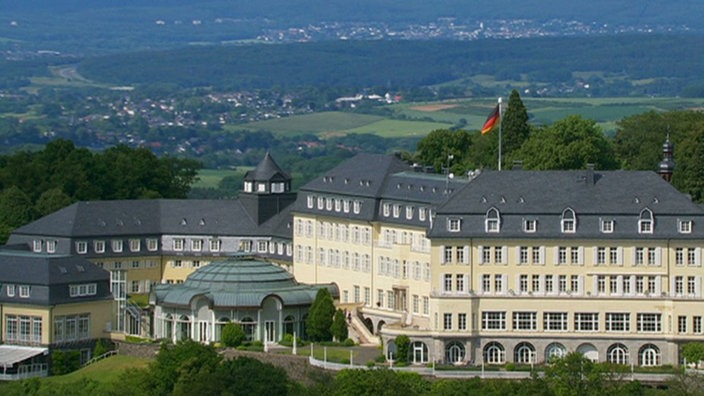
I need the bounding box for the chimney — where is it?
[585,163,595,185]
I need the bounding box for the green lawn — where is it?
[193,168,249,189]
[238,111,385,135]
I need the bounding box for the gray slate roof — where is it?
[430,169,704,239]
[244,152,291,182]
[9,199,274,238]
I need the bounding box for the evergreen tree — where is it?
[306,288,336,341]
[501,89,531,162]
[221,322,246,347]
[331,309,348,342]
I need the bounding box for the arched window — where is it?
[283,315,296,337]
[240,317,256,341]
[387,340,398,361]
[445,341,465,364]
[561,208,576,233]
[639,208,654,234]
[162,314,173,340]
[214,317,230,341]
[639,344,660,367]
[545,342,567,362]
[176,315,190,341]
[484,342,505,364]
[485,208,501,233]
[607,343,629,365]
[514,342,536,364]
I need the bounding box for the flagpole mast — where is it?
[498,97,503,171]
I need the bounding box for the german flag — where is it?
[481,104,500,135]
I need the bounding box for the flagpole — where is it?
[498,97,503,171]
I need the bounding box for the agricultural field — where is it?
[231,97,704,140]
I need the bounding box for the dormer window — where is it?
[191,239,203,252]
[173,238,184,251]
[111,240,123,253]
[271,182,285,193]
[353,201,361,214]
[210,238,221,252]
[32,240,42,252]
[639,209,654,234]
[244,181,253,193]
[679,220,692,234]
[94,240,105,253]
[382,203,390,217]
[393,205,400,218]
[257,183,266,192]
[601,219,614,233]
[76,241,88,254]
[521,219,536,233]
[406,206,414,220]
[325,198,333,211]
[46,240,57,254]
[317,197,324,210]
[419,207,427,222]
[343,200,350,213]
[561,208,576,233]
[129,239,141,252]
[334,199,341,212]
[448,218,461,232]
[307,195,314,209]
[485,208,500,233]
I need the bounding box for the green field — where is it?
[193,168,250,189]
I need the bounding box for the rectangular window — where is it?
[443,246,453,264]
[609,276,618,294]
[532,247,542,264]
[443,313,452,330]
[637,313,662,333]
[544,312,568,331]
[570,247,579,265]
[209,239,221,252]
[494,274,504,293]
[482,311,506,330]
[636,276,644,294]
[558,247,567,264]
[19,285,30,298]
[606,313,630,332]
[482,274,491,293]
[94,240,105,253]
[676,248,685,265]
[597,275,606,294]
[609,247,619,265]
[558,275,567,292]
[647,247,657,265]
[443,274,453,293]
[675,276,684,294]
[412,295,419,314]
[494,247,503,264]
[7,284,15,297]
[513,312,537,331]
[688,248,697,265]
[679,220,692,234]
[448,219,461,232]
[679,315,688,333]
[173,238,184,251]
[6,315,18,341]
[76,241,88,254]
[623,276,631,294]
[574,312,599,331]
[545,275,554,293]
[458,313,467,331]
[694,316,702,334]
[519,246,529,264]
[147,238,158,251]
[571,275,580,293]
[688,276,696,295]
[531,275,540,292]
[456,274,466,293]
[519,274,528,293]
[601,219,614,233]
[634,247,644,265]
[422,296,429,315]
[111,239,123,253]
[597,247,606,265]
[523,219,537,233]
[32,240,42,252]
[190,239,202,251]
[129,239,140,252]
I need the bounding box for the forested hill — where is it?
[78,35,704,97]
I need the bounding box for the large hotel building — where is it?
[6,140,704,368]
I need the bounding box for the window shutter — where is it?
[501,246,508,265]
[617,247,624,266]
[578,276,584,295]
[440,245,445,264]
[479,246,485,264]
[540,246,546,265]
[593,247,599,265]
[655,247,662,266]
[578,246,584,265]
[697,248,702,266]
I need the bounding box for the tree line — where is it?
[0,139,200,242]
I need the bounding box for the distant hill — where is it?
[1,1,702,55]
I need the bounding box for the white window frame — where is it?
[76,241,88,254]
[523,219,537,233]
[448,218,461,232]
[129,239,140,252]
[601,219,614,233]
[111,239,123,253]
[485,208,500,233]
[561,208,576,233]
[679,219,692,234]
[639,208,654,234]
[147,238,158,251]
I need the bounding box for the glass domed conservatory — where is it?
[151,255,338,344]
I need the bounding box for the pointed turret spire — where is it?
[658,135,675,182]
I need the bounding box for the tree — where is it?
[331,309,348,342]
[146,340,223,396]
[502,90,531,151]
[0,186,34,243]
[415,129,473,173]
[34,187,73,217]
[332,368,430,396]
[682,342,704,368]
[221,322,246,347]
[516,115,620,170]
[306,288,336,341]
[395,335,410,364]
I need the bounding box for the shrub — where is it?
[505,362,516,371]
[366,361,376,368]
[51,350,81,375]
[340,358,350,364]
[395,335,410,364]
[343,338,356,347]
[221,322,246,347]
[375,354,386,363]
